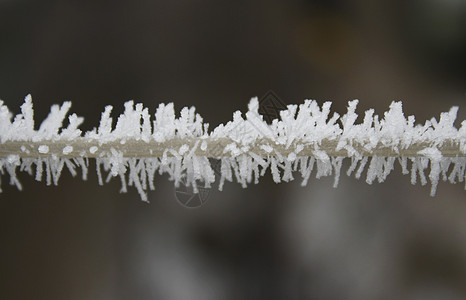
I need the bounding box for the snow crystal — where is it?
[38,145,49,154]
[89,146,98,154]
[200,140,207,151]
[7,154,20,164]
[260,144,273,153]
[20,146,27,152]
[179,144,189,155]
[0,94,464,200]
[62,145,73,155]
[287,152,297,162]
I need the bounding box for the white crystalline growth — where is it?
[0,94,465,200]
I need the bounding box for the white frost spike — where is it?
[36,101,72,141]
[379,102,406,147]
[332,157,343,188]
[245,97,275,141]
[86,105,114,142]
[418,147,443,196]
[16,95,35,140]
[108,148,126,177]
[4,155,22,190]
[337,99,359,154]
[0,95,35,142]
[0,95,465,200]
[60,114,83,140]
[153,103,175,142]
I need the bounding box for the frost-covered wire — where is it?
[0,94,464,201]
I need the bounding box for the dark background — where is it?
[1,0,465,299]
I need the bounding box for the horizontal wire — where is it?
[1,137,463,158]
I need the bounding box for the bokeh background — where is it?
[1,0,465,299]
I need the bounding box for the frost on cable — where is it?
[0,94,465,200]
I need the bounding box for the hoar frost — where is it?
[0,94,464,200]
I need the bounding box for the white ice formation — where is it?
[0,94,465,201]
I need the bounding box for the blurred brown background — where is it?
[1,0,465,299]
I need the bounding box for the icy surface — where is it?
[0,94,465,200]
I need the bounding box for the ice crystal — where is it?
[0,94,464,200]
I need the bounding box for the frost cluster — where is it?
[0,95,465,200]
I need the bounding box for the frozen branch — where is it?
[0,137,463,158]
[0,94,464,200]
